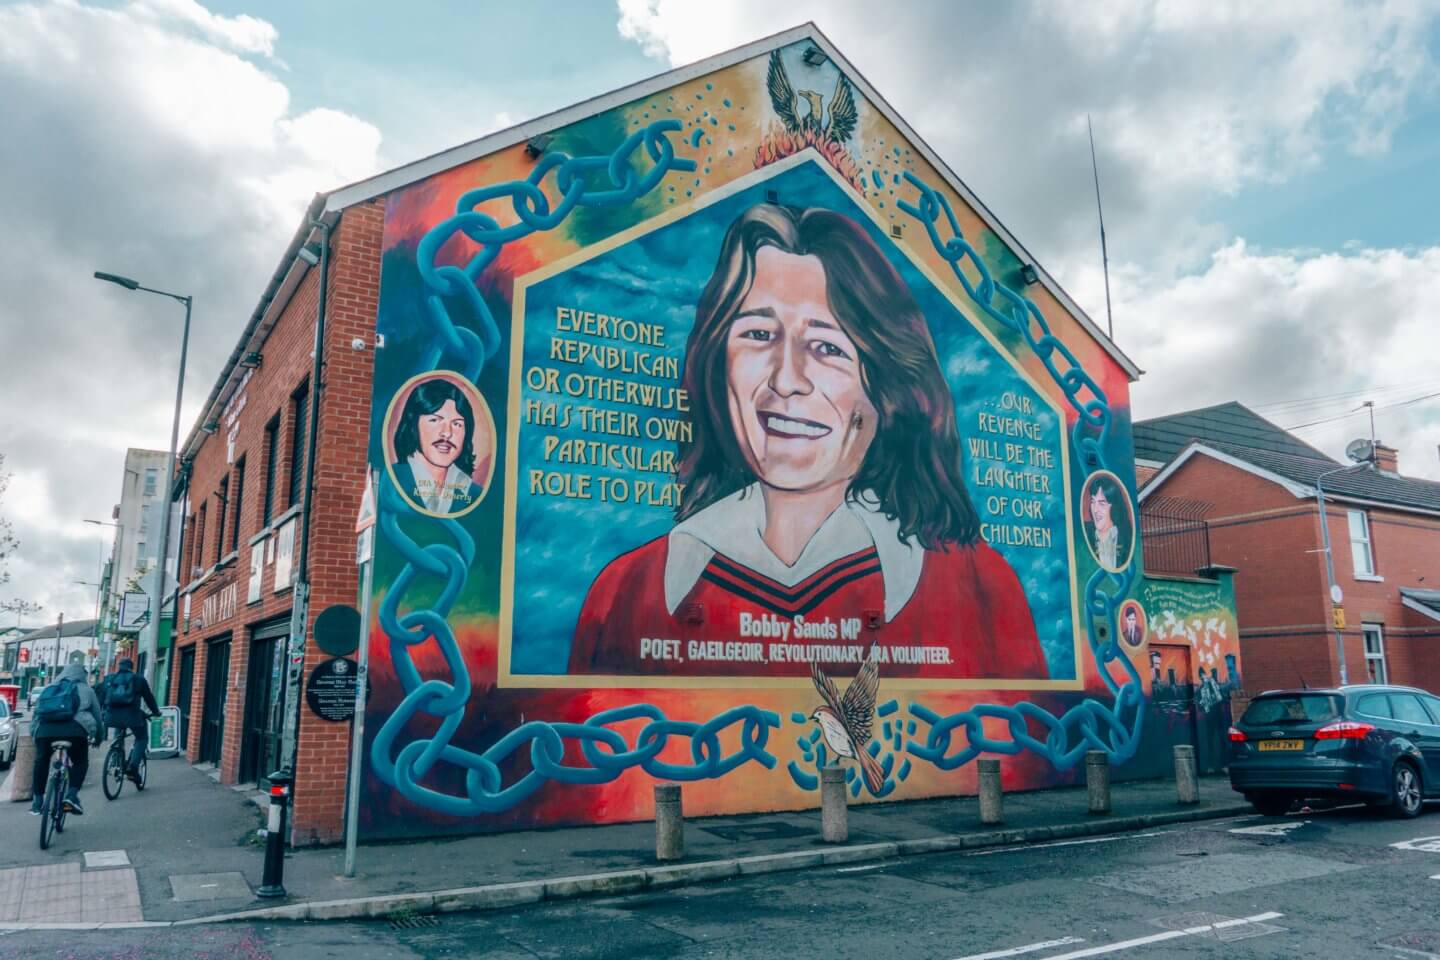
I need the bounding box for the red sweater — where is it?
[568,537,1048,680]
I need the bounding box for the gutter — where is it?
[173,193,334,477]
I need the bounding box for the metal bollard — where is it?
[9,735,35,803]
[821,767,848,843]
[654,784,684,861]
[1085,750,1111,815]
[978,758,1003,825]
[1173,744,1199,805]
[256,770,292,899]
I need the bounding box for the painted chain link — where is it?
[371,121,1141,814]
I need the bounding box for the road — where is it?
[4,803,1440,959]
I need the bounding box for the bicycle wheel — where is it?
[134,755,147,792]
[39,777,59,849]
[102,744,125,800]
[54,770,68,834]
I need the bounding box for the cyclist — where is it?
[29,663,103,816]
[99,658,160,783]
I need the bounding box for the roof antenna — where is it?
[1087,114,1114,341]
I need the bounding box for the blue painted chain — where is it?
[889,173,1143,775]
[368,122,789,817]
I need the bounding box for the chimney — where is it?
[1374,443,1399,474]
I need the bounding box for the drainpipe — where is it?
[1315,461,1368,686]
[278,217,332,790]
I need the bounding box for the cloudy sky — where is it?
[2,0,1438,627]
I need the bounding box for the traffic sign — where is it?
[355,472,376,533]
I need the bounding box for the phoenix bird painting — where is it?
[766,49,858,145]
[809,646,885,794]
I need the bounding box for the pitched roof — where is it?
[1402,589,1440,622]
[1133,402,1331,465]
[17,619,99,643]
[1186,440,1440,515]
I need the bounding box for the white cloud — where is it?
[1124,241,1440,479]
[615,1,1440,480]
[0,0,382,621]
[126,0,279,58]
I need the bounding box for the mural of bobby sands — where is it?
[568,203,1047,680]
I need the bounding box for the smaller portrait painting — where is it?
[1080,470,1134,573]
[384,372,496,518]
[1117,599,1146,650]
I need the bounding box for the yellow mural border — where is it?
[497,149,1084,691]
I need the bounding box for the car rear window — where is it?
[1241,695,1341,725]
[1356,694,1392,719]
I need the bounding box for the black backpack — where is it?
[35,679,80,725]
[108,671,138,708]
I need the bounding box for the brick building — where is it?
[166,195,381,843]
[1137,402,1440,697]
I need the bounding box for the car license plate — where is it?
[1258,739,1304,752]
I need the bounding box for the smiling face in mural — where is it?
[725,246,877,495]
[1089,485,1113,533]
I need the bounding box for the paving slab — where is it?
[83,850,131,869]
[168,872,253,903]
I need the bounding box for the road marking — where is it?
[1431,874,1440,880]
[1028,913,1284,959]
[964,832,1167,857]
[1229,820,1308,836]
[834,863,886,873]
[948,936,1086,959]
[1392,837,1440,853]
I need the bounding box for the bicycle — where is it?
[101,724,149,801]
[38,739,73,850]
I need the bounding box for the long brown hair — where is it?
[677,203,979,550]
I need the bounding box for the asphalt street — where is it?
[5,803,1440,959]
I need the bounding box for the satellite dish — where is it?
[1344,439,1374,464]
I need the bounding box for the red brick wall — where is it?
[174,257,321,775]
[1148,451,1440,696]
[169,198,383,845]
[290,199,384,844]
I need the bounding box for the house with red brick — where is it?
[163,198,381,842]
[1137,402,1440,698]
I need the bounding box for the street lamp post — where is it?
[75,580,103,674]
[94,272,192,687]
[1315,450,1376,687]
[83,518,122,672]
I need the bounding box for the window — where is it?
[1362,623,1386,684]
[262,416,280,525]
[214,477,229,563]
[1420,695,1440,725]
[184,516,196,577]
[144,468,158,497]
[1347,510,1375,577]
[1240,695,1341,725]
[231,458,246,551]
[1391,694,1430,726]
[1355,694,1392,719]
[288,382,309,510]
[195,504,207,573]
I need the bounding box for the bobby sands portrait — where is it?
[390,377,488,516]
[568,203,1046,679]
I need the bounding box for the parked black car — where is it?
[1229,685,1440,817]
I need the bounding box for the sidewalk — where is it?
[0,754,1252,928]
